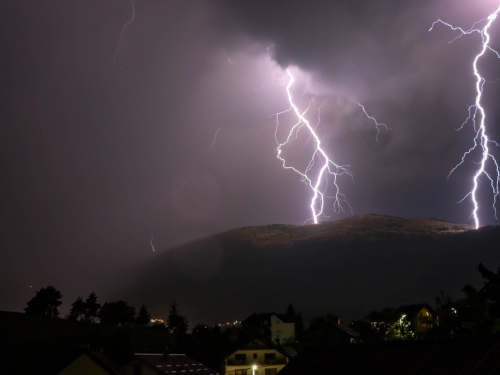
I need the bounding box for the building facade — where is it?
[396,304,439,334]
[241,313,295,345]
[224,339,290,375]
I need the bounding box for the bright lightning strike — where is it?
[275,69,353,224]
[430,5,500,229]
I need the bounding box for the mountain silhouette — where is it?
[123,215,500,325]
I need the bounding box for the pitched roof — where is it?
[396,303,437,317]
[224,338,293,359]
[86,350,130,375]
[134,353,220,375]
[299,318,360,338]
[59,350,130,375]
[242,313,294,325]
[279,336,500,375]
[280,346,298,357]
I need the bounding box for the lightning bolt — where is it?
[113,0,136,71]
[430,5,500,229]
[150,231,155,252]
[210,128,222,151]
[275,69,353,224]
[356,103,390,144]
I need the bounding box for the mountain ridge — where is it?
[122,215,499,325]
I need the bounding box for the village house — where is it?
[124,353,220,375]
[297,317,360,347]
[241,313,295,345]
[58,350,219,375]
[58,350,129,375]
[395,303,439,334]
[224,338,293,375]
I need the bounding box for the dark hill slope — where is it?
[123,215,500,324]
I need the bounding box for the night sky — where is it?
[1,0,500,314]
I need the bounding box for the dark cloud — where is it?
[1,0,499,316]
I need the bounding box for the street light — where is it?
[252,365,257,375]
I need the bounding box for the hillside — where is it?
[122,215,500,324]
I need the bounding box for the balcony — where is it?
[226,359,287,366]
[265,358,287,365]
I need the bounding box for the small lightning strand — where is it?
[430,6,500,229]
[113,0,136,71]
[210,128,222,151]
[356,103,390,143]
[150,231,155,252]
[275,69,353,224]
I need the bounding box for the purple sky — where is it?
[1,0,500,314]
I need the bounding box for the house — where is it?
[395,304,439,334]
[123,353,220,375]
[241,313,295,345]
[297,317,360,347]
[224,338,292,375]
[58,350,130,375]
[278,335,500,375]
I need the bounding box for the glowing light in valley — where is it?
[113,0,136,71]
[275,69,353,223]
[430,5,500,229]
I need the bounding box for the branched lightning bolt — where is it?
[430,6,500,229]
[113,0,136,71]
[275,69,353,224]
[356,103,390,143]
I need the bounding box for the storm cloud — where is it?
[1,0,499,314]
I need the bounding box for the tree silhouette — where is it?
[24,286,63,317]
[84,292,101,323]
[167,301,188,334]
[68,296,86,321]
[478,263,500,284]
[136,304,151,325]
[286,302,304,337]
[99,301,136,325]
[295,311,305,336]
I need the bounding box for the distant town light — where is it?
[150,318,165,323]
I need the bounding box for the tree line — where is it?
[24,262,500,345]
[348,262,500,342]
[24,288,188,333]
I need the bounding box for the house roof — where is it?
[224,338,292,359]
[278,335,500,375]
[59,350,130,375]
[280,346,298,357]
[299,318,360,338]
[133,353,220,375]
[241,313,294,325]
[396,303,437,317]
[87,350,130,375]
